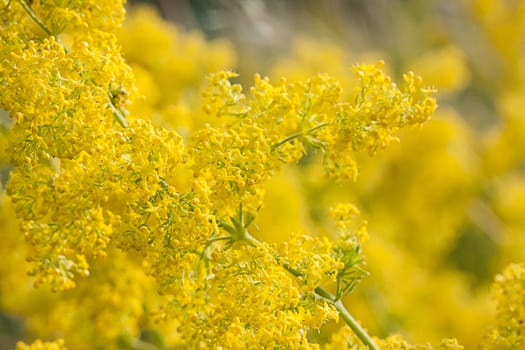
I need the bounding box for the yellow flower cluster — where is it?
[1,3,399,346]
[22,250,154,349]
[482,263,525,349]
[201,64,436,187]
[1,0,135,290]
[189,123,272,217]
[6,1,525,349]
[16,339,66,350]
[327,327,464,350]
[178,242,338,348]
[264,35,502,347]
[0,1,441,347]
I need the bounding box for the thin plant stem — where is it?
[16,0,68,51]
[4,0,13,10]
[271,122,329,150]
[17,0,54,36]
[108,99,129,128]
[242,232,379,350]
[335,300,379,350]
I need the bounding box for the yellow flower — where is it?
[482,263,525,350]
[16,339,66,350]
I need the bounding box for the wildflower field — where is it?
[1,0,524,349]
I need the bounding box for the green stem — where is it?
[4,0,13,10]
[207,236,231,243]
[271,122,329,150]
[282,264,335,302]
[108,99,128,128]
[17,0,54,36]
[243,233,379,350]
[335,300,379,350]
[16,0,68,51]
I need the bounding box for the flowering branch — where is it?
[253,235,379,350]
[217,204,380,350]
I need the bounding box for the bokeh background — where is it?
[2,0,525,348]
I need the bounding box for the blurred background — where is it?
[2,0,525,348]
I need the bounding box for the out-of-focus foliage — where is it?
[1,0,525,349]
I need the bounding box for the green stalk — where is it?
[242,232,379,350]
[335,300,379,350]
[108,99,129,128]
[271,122,329,150]
[17,0,54,36]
